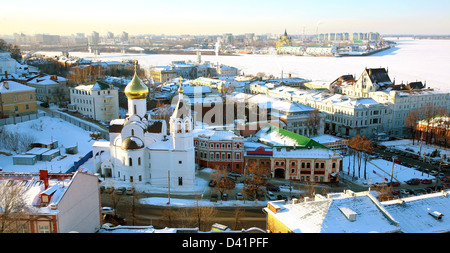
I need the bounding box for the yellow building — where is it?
[276,29,292,48]
[0,80,37,118]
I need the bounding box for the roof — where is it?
[382,190,450,233]
[121,136,144,150]
[256,124,328,149]
[365,68,392,86]
[0,80,35,93]
[265,191,400,233]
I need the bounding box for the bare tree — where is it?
[182,199,217,231]
[0,181,29,233]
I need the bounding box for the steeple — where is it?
[124,60,148,118]
[124,60,149,100]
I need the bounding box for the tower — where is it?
[170,79,193,150]
[124,60,149,118]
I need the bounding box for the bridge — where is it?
[23,43,150,56]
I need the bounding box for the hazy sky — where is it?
[2,0,450,36]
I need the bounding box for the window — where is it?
[129,158,132,166]
[178,177,183,186]
[236,153,240,160]
[38,224,50,233]
[321,163,325,169]
[178,160,182,164]
[210,153,214,159]
[302,162,305,168]
[138,157,141,166]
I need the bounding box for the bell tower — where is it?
[170,79,193,150]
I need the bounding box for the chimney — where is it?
[40,170,49,189]
[5,71,8,79]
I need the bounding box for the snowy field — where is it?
[379,139,450,159]
[341,156,434,186]
[38,38,450,92]
[0,116,94,173]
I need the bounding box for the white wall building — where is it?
[92,70,196,189]
[69,80,119,123]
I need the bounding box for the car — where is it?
[208,180,216,187]
[210,193,218,202]
[126,187,135,195]
[279,184,292,190]
[101,207,115,215]
[266,191,277,200]
[105,186,114,193]
[421,179,433,184]
[235,192,244,200]
[114,187,126,195]
[227,171,241,178]
[221,193,228,201]
[405,189,416,195]
[387,181,401,187]
[266,183,280,192]
[39,102,49,108]
[406,178,421,185]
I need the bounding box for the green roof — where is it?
[263,124,328,150]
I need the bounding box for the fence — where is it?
[0,112,42,126]
[66,150,93,173]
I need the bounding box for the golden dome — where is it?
[124,63,149,100]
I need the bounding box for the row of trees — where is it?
[346,135,373,180]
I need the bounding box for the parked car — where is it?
[235,192,244,200]
[210,193,218,202]
[387,181,401,187]
[221,193,228,201]
[266,183,280,192]
[105,186,114,193]
[101,207,115,215]
[279,184,292,190]
[40,102,49,108]
[406,178,421,185]
[126,187,135,195]
[266,191,277,200]
[114,187,126,195]
[208,180,216,187]
[421,179,433,184]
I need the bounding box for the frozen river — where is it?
[39,38,450,92]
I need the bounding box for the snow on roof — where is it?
[0,80,35,93]
[382,190,450,233]
[265,191,400,233]
[193,129,241,141]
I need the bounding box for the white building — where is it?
[92,69,196,189]
[0,170,101,233]
[68,80,119,123]
[0,50,18,76]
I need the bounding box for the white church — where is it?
[92,64,196,189]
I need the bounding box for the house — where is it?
[68,80,119,123]
[0,80,37,118]
[26,74,69,104]
[193,129,244,173]
[263,190,401,233]
[247,124,341,182]
[0,170,101,233]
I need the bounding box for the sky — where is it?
[1,0,450,36]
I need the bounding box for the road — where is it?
[101,193,267,230]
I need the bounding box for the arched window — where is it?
[129,157,133,166]
[131,129,134,136]
[138,157,141,166]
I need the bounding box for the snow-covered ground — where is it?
[38,38,450,92]
[341,156,434,186]
[379,139,450,159]
[0,116,94,173]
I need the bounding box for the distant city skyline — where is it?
[2,0,450,36]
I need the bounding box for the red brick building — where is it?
[193,130,244,173]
